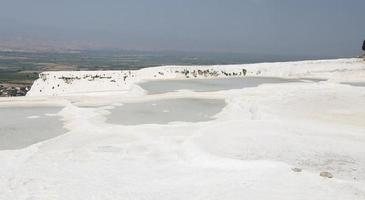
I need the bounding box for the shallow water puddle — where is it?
[0,107,66,150]
[106,98,225,125]
[139,77,303,94]
[341,82,365,87]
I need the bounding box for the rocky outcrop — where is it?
[0,84,30,97]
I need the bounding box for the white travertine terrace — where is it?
[1,58,365,200]
[27,58,365,96]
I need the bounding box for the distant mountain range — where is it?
[0,18,340,60]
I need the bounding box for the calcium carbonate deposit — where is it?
[0,58,365,200]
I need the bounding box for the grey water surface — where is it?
[106,98,225,125]
[341,82,365,87]
[0,107,66,150]
[139,77,305,94]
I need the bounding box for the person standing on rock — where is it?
[361,40,365,58]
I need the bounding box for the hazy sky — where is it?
[0,0,364,57]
